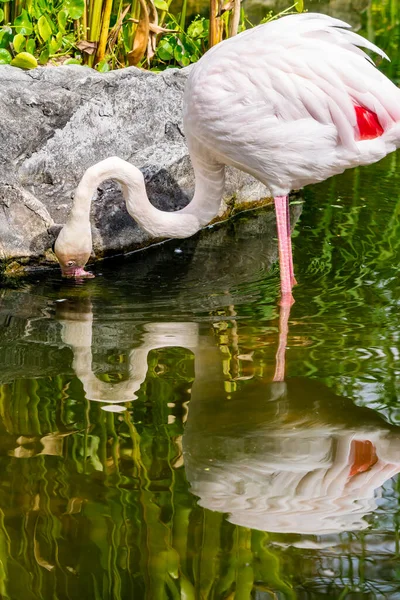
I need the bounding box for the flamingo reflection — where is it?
[183,376,400,535]
[55,295,400,536]
[57,297,198,411]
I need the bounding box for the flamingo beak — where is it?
[60,266,95,278]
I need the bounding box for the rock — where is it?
[0,183,53,261]
[0,64,270,269]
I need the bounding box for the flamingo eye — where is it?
[66,260,76,267]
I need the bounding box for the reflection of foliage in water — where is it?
[0,370,296,600]
[288,150,400,425]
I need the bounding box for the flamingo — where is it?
[55,12,400,306]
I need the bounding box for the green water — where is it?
[1,2,400,598]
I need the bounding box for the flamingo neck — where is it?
[68,155,226,240]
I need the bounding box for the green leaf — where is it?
[153,0,169,10]
[49,31,63,53]
[96,58,110,72]
[38,45,49,64]
[14,10,33,35]
[295,0,303,12]
[10,51,37,69]
[26,38,35,54]
[187,18,204,38]
[173,43,190,67]
[0,26,12,48]
[0,8,4,23]
[38,14,52,41]
[64,57,82,64]
[157,39,174,61]
[63,0,84,20]
[13,33,25,52]
[0,47,11,63]
[57,9,67,33]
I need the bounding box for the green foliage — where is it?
[153,15,208,69]
[0,46,11,62]
[10,49,37,67]
[0,0,81,69]
[359,0,400,83]
[0,0,303,70]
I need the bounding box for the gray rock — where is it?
[0,64,270,269]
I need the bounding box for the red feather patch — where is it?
[355,105,384,140]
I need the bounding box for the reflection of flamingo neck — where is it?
[60,318,199,403]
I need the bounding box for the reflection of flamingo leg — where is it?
[273,302,291,382]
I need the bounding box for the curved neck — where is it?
[69,155,226,239]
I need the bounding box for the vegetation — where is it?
[0,0,303,71]
[360,0,400,84]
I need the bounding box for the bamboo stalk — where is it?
[82,0,88,40]
[3,2,9,25]
[96,0,114,62]
[228,0,240,37]
[235,529,254,600]
[88,0,104,65]
[13,0,22,24]
[89,0,103,42]
[209,0,218,47]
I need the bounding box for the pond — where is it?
[1,4,400,600]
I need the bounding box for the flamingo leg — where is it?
[274,195,295,306]
[285,197,297,287]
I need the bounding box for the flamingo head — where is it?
[54,222,94,278]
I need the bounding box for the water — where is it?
[2,3,400,599]
[1,151,400,598]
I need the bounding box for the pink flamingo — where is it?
[55,13,400,308]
